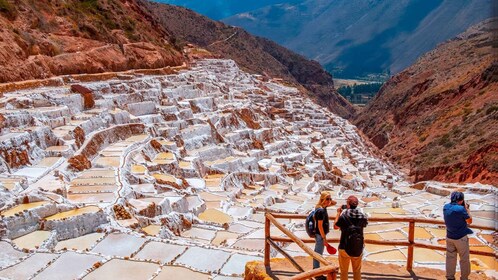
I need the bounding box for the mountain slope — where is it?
[152,0,302,20]
[0,0,354,119]
[142,1,355,119]
[354,18,498,184]
[0,0,184,83]
[223,0,493,79]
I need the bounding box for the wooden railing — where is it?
[265,212,338,280]
[264,212,496,276]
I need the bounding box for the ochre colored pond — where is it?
[13,231,51,250]
[1,201,50,217]
[45,206,100,221]
[198,208,232,225]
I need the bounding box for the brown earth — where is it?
[0,0,184,83]
[70,84,95,109]
[245,256,491,280]
[354,19,498,185]
[141,1,356,119]
[0,0,355,119]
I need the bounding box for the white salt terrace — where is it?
[0,201,50,217]
[0,59,495,279]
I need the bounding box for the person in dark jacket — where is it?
[334,195,368,280]
[443,191,473,280]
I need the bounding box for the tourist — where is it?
[334,195,368,280]
[443,191,473,280]
[313,191,337,276]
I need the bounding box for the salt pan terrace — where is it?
[0,59,496,279]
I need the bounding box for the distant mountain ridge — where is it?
[223,0,493,79]
[152,0,302,20]
[142,0,356,119]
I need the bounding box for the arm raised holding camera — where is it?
[333,206,343,230]
[464,202,472,225]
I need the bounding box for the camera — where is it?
[341,205,347,210]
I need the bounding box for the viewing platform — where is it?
[245,256,491,280]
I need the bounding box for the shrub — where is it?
[462,107,473,121]
[486,105,498,115]
[0,0,17,20]
[438,133,454,148]
[489,161,498,173]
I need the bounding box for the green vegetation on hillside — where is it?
[57,0,140,42]
[337,83,383,104]
[0,0,17,20]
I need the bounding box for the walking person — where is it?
[444,191,473,280]
[312,191,337,277]
[334,195,368,280]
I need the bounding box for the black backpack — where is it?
[344,215,364,257]
[305,209,317,237]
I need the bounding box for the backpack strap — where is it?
[313,207,321,231]
[343,210,354,227]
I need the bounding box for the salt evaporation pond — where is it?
[0,59,495,279]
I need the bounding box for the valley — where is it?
[0,59,495,279]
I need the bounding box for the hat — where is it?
[325,243,337,255]
[347,195,359,207]
[450,191,464,203]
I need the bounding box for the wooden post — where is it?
[289,265,337,280]
[326,272,337,280]
[267,238,304,272]
[407,220,415,271]
[266,213,330,265]
[264,212,270,267]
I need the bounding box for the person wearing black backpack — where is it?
[311,191,337,277]
[333,195,368,280]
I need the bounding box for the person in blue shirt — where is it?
[443,191,473,280]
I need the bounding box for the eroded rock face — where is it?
[0,0,184,84]
[354,19,498,185]
[68,155,92,172]
[70,85,95,110]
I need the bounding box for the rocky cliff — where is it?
[0,0,185,83]
[141,1,355,119]
[354,19,498,185]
